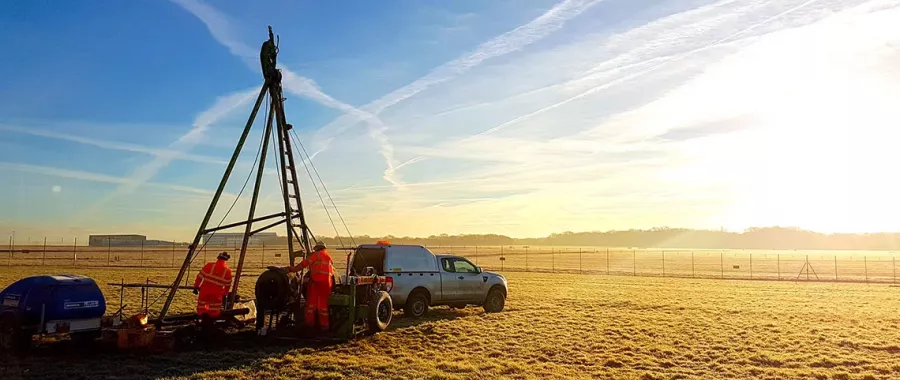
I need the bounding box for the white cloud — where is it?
[308,0,605,179]
[11,0,897,239]
[0,161,212,195]
[311,0,900,236]
[167,0,407,188]
[62,86,261,228]
[168,0,255,60]
[51,185,62,193]
[0,123,226,165]
[108,87,259,198]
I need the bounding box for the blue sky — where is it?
[2,0,900,243]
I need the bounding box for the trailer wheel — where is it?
[368,291,392,333]
[0,314,29,354]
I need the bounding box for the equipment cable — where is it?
[194,93,271,262]
[268,119,307,253]
[290,129,356,247]
[288,129,368,275]
[147,94,270,312]
[287,131,344,248]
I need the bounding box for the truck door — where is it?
[440,257,486,303]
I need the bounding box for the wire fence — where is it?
[433,246,898,283]
[2,238,899,284]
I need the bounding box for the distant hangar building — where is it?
[89,234,146,247]
[202,232,279,247]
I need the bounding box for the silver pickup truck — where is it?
[346,242,508,317]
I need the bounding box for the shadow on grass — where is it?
[388,306,472,330]
[1,334,301,380]
[0,308,472,380]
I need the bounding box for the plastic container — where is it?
[0,275,106,334]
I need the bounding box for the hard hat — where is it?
[313,242,326,251]
[217,252,231,261]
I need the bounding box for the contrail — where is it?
[395,0,828,170]
[0,161,213,195]
[310,0,606,145]
[305,0,604,188]
[0,123,226,165]
[82,87,257,218]
[169,0,405,187]
[464,0,826,140]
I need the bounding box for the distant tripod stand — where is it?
[796,255,819,281]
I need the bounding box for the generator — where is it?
[254,266,394,340]
[0,275,107,352]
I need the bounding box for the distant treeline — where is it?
[298,227,900,251]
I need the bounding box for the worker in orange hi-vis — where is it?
[288,242,334,331]
[193,252,234,319]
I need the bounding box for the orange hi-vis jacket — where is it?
[194,258,233,317]
[195,258,234,293]
[291,249,334,285]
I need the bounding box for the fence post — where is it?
[42,237,46,266]
[501,245,504,271]
[691,251,695,278]
[865,256,868,283]
[73,237,77,266]
[720,251,724,279]
[633,250,636,276]
[834,255,838,281]
[140,239,145,268]
[525,246,529,272]
[606,248,609,275]
[662,251,665,277]
[7,236,10,266]
[750,253,753,280]
[172,242,176,268]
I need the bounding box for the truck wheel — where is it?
[483,288,506,313]
[404,291,429,318]
[368,291,393,332]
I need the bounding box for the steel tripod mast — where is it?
[158,26,313,322]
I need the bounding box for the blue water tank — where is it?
[0,275,106,331]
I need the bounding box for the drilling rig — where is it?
[153,26,393,341]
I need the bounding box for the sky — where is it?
[1,0,900,243]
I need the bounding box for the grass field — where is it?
[3,265,900,379]
[3,244,900,283]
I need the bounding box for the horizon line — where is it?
[6,225,900,244]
